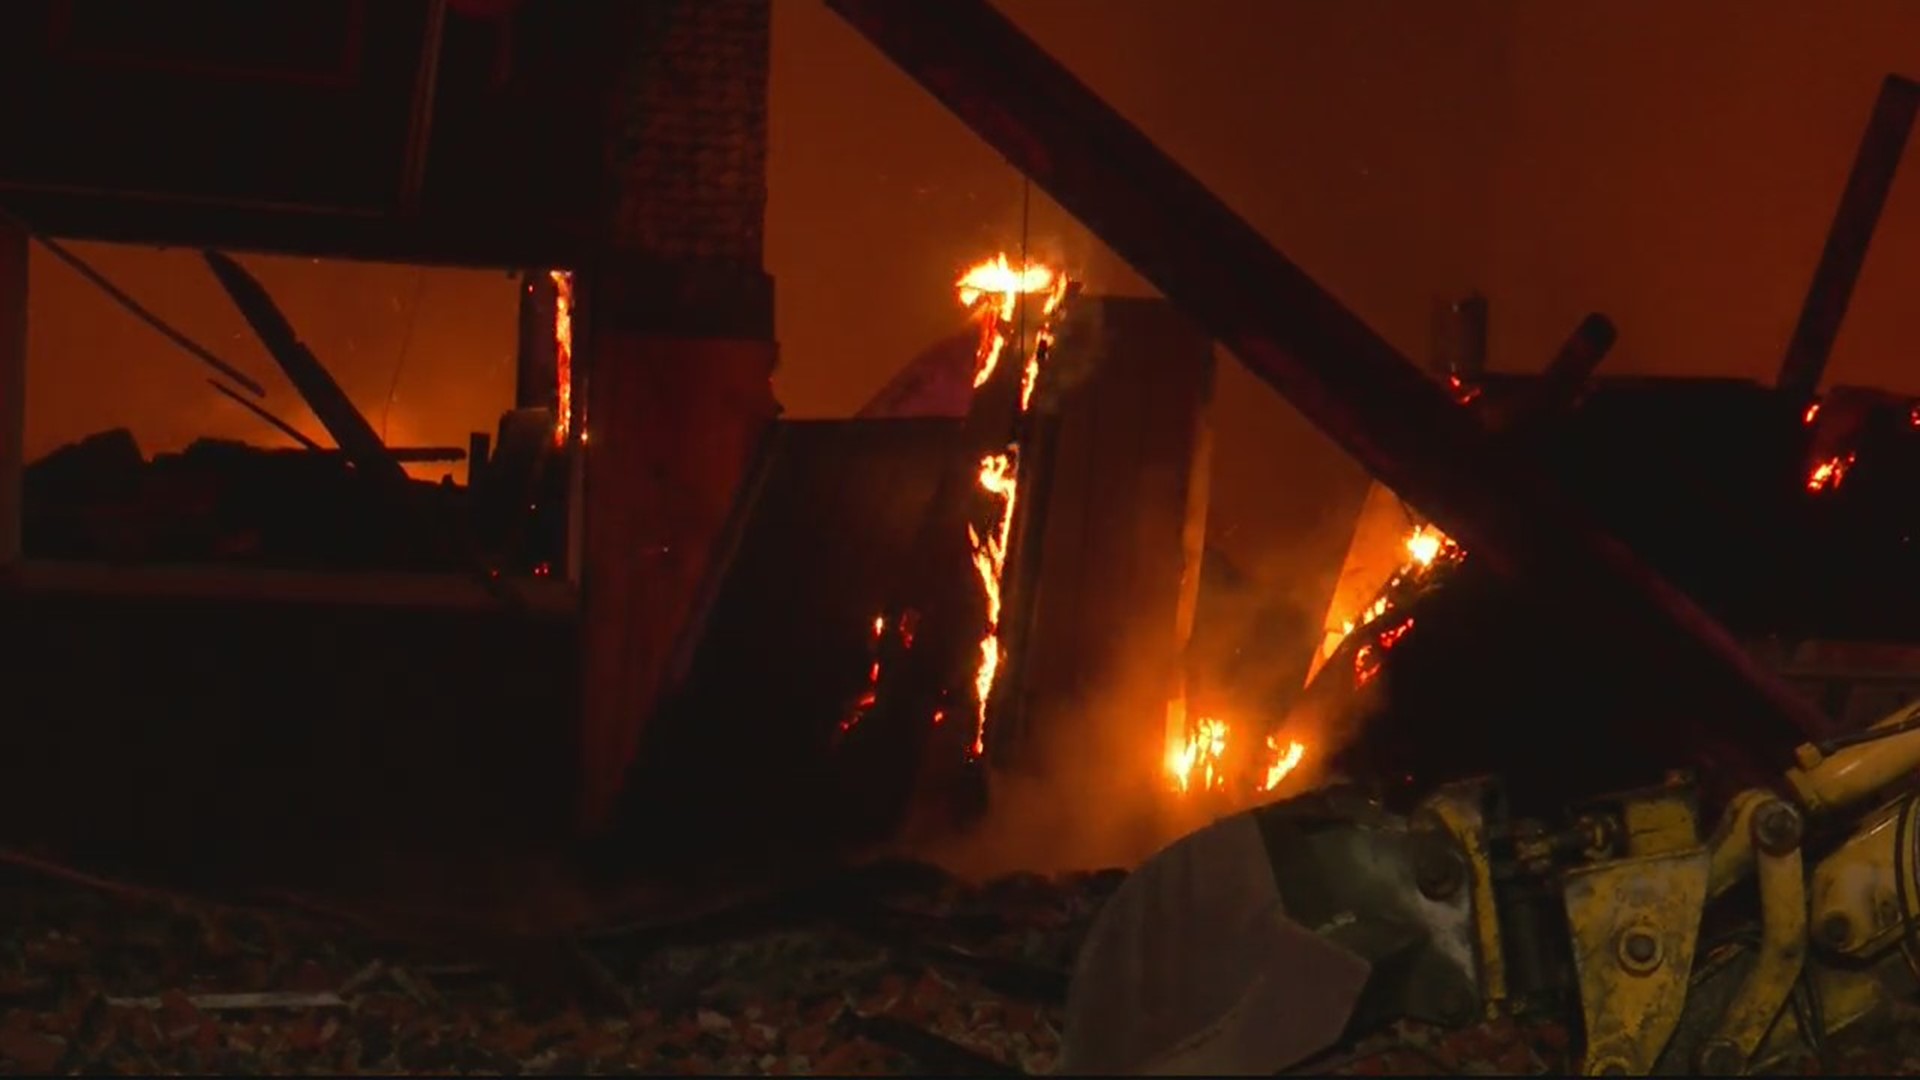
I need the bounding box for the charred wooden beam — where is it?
[468,432,492,482]
[1480,313,1617,433]
[516,270,561,412]
[1429,293,1488,380]
[1534,313,1617,414]
[201,251,410,488]
[997,298,1216,778]
[1776,74,1920,402]
[826,0,1829,779]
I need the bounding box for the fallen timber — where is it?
[825,0,1830,791]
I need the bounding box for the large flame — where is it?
[1163,714,1309,797]
[1264,736,1306,791]
[1166,717,1230,794]
[1334,523,1461,640]
[1404,524,1444,567]
[835,255,1068,759]
[956,254,1069,759]
[550,270,574,447]
[957,253,1062,323]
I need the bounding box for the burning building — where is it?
[0,0,779,877]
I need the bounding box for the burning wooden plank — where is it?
[995,298,1217,795]
[839,256,1072,828]
[826,0,1827,786]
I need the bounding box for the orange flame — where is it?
[839,612,890,736]
[1807,452,1855,493]
[550,270,575,447]
[1263,736,1306,791]
[1355,615,1416,687]
[958,254,1061,322]
[955,254,1069,760]
[1333,524,1460,643]
[1165,715,1309,797]
[1166,717,1231,794]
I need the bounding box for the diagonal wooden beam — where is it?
[1776,74,1920,402]
[825,0,1831,781]
[201,250,410,488]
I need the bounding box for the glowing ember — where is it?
[1446,373,1483,405]
[1804,401,1822,425]
[1807,452,1856,493]
[839,612,890,736]
[550,270,575,447]
[1167,717,1231,794]
[1355,615,1416,687]
[954,254,1070,760]
[1263,736,1306,791]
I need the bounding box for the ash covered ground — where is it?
[0,852,1913,1076]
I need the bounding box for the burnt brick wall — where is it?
[606,0,771,268]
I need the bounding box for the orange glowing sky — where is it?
[22,0,1920,583]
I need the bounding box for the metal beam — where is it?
[824,0,1830,778]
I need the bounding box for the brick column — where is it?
[576,263,776,833]
[576,0,776,834]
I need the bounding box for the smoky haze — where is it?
[18,0,1920,657]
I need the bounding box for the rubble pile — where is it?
[23,430,471,571]
[0,858,1100,1075]
[1,853,1915,1075]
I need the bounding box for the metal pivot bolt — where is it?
[1819,910,1856,950]
[1616,925,1663,975]
[1751,799,1804,855]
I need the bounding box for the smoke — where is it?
[911,697,1204,882]
[909,542,1368,881]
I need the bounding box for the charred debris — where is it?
[827,0,1920,826]
[1291,73,1920,815]
[22,254,571,577]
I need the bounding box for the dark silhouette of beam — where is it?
[1777,74,1920,402]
